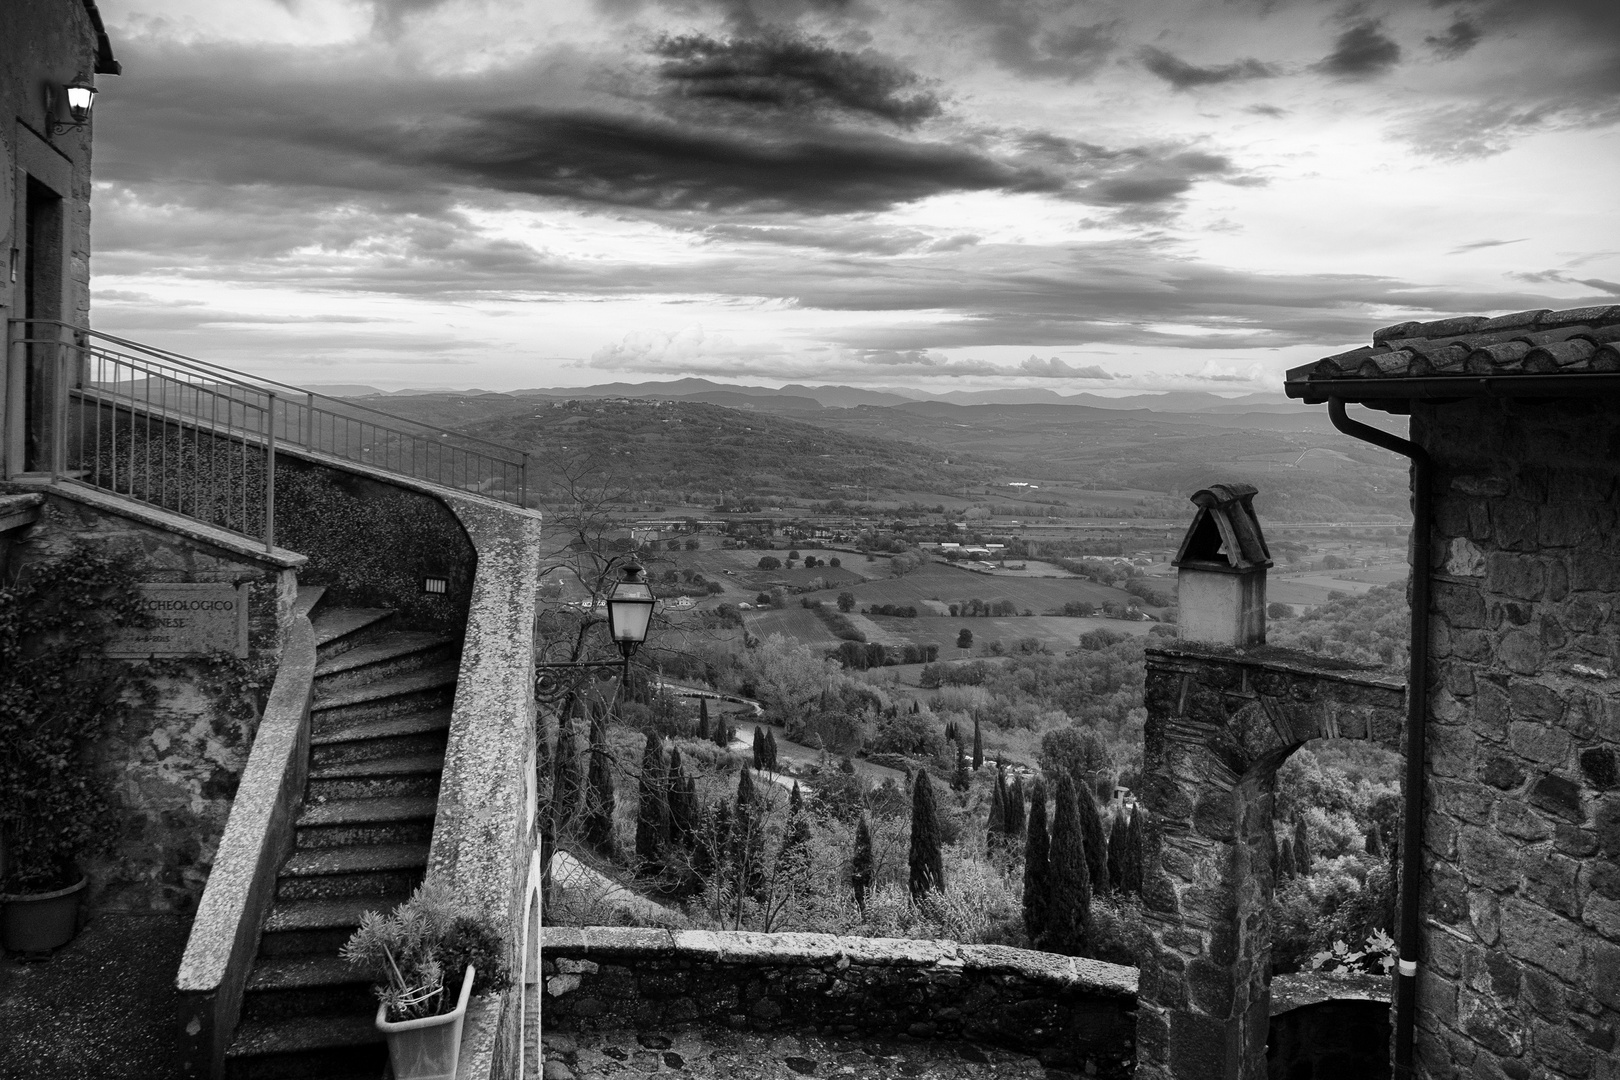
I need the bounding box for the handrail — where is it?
[5,320,532,547]
[18,320,526,457]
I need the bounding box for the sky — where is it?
[87,0,1620,393]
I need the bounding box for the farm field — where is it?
[741,605,845,647]
[868,613,1155,655]
[801,561,1136,614]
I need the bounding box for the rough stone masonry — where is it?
[1412,396,1620,1079]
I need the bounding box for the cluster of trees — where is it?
[894,764,1147,959]
[867,603,918,618]
[751,726,780,772]
[949,598,1022,617]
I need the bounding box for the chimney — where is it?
[1171,483,1272,647]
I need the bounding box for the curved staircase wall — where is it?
[172,464,541,1080]
[272,456,477,635]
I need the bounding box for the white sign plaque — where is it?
[106,583,250,658]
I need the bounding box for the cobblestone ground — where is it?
[540,1028,1060,1079]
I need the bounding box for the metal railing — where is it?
[5,320,530,550]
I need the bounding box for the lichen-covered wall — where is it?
[541,927,1140,1078]
[1413,396,1620,1078]
[8,489,296,913]
[0,0,99,334]
[274,457,475,633]
[1135,642,1403,1080]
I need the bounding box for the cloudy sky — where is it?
[88,0,1620,393]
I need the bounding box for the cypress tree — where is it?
[1006,775,1026,838]
[667,746,693,848]
[1075,779,1110,896]
[583,707,616,857]
[1124,807,1146,896]
[712,713,729,748]
[551,704,583,830]
[1106,811,1129,895]
[696,699,710,741]
[1278,836,1297,880]
[765,730,780,773]
[986,772,1006,848]
[908,770,945,902]
[972,718,984,770]
[635,732,668,864]
[952,750,971,792]
[852,814,875,916]
[782,781,812,862]
[752,726,765,770]
[734,767,765,897]
[1043,774,1092,956]
[1022,778,1051,944]
[1294,816,1313,877]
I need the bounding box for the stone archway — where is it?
[1132,640,1405,1080]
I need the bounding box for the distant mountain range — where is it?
[303,378,1297,414]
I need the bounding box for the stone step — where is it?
[223,1015,384,1080]
[240,954,377,1023]
[310,606,396,661]
[260,895,407,957]
[313,632,458,694]
[311,664,458,726]
[276,843,427,901]
[305,754,442,802]
[309,734,448,771]
[312,706,451,745]
[294,796,438,849]
[291,585,326,620]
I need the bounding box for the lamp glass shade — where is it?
[606,574,655,645]
[64,82,95,122]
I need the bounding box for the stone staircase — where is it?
[222,589,460,1080]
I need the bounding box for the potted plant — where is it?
[0,543,143,954]
[341,880,511,1080]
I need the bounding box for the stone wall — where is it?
[541,927,1140,1077]
[1411,396,1620,1078]
[1134,642,1404,1079]
[274,456,476,633]
[6,485,302,912]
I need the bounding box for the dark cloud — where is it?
[1246,104,1288,117]
[959,2,1122,81]
[1447,238,1526,254]
[402,109,1061,213]
[651,32,941,126]
[1509,270,1620,296]
[1138,47,1279,90]
[697,222,978,254]
[1315,21,1402,79]
[1425,19,1483,59]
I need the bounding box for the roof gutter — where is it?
[1327,397,1430,1079]
[1288,371,1620,404]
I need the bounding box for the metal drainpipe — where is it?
[1327,397,1431,1077]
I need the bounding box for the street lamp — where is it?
[533,562,656,705]
[47,75,97,136]
[605,563,656,660]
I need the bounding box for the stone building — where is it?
[1,0,117,476]
[1285,306,1620,1079]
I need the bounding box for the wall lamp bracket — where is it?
[46,76,97,136]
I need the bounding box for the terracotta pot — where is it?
[0,874,88,954]
[376,964,475,1080]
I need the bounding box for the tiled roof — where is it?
[1285,306,1620,402]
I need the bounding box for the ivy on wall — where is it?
[273,463,474,633]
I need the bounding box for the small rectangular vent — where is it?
[423,576,449,595]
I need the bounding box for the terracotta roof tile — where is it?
[1287,304,1620,399]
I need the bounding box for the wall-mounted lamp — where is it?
[47,75,97,136]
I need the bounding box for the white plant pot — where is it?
[376,964,475,1080]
